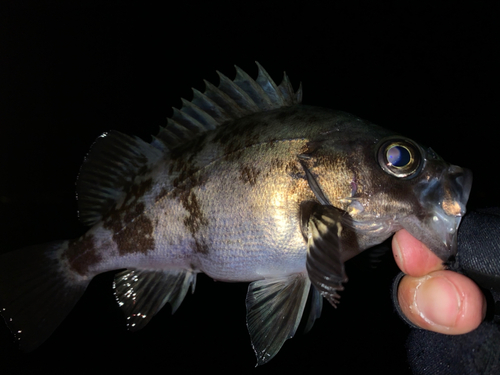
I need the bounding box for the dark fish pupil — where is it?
[387,146,411,167]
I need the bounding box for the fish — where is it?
[0,62,472,365]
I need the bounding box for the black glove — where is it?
[394,209,500,374]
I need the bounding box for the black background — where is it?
[0,2,498,374]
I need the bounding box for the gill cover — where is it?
[377,137,473,261]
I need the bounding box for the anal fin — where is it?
[245,273,310,366]
[113,269,196,331]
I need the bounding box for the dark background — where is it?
[0,2,498,374]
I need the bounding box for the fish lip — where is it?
[441,166,473,255]
[405,165,473,261]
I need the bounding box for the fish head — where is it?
[305,122,472,262]
[380,137,473,261]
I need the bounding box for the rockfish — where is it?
[0,63,472,365]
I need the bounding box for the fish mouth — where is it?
[403,165,473,261]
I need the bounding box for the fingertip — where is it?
[393,229,443,276]
[453,273,487,333]
[397,271,486,334]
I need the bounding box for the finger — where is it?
[398,270,486,334]
[392,229,444,276]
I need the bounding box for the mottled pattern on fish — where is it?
[0,63,472,366]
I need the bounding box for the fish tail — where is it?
[0,240,89,351]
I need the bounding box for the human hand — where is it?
[392,229,486,334]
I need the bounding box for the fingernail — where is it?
[393,236,404,263]
[415,275,461,328]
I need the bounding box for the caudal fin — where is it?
[0,241,89,351]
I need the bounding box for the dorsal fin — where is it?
[154,62,302,151]
[77,63,301,225]
[76,131,163,226]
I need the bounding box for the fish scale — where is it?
[0,62,472,366]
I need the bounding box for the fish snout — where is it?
[408,165,472,261]
[442,165,472,216]
[433,165,472,256]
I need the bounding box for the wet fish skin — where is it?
[0,63,472,365]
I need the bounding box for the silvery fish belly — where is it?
[0,63,472,365]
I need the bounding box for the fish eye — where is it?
[377,138,423,178]
[386,145,411,167]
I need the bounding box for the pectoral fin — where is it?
[304,203,349,307]
[245,273,310,366]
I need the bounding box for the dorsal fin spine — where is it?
[216,71,259,113]
[295,82,303,103]
[150,134,169,152]
[154,62,302,150]
[233,65,274,109]
[255,62,285,106]
[157,126,183,149]
[179,98,218,130]
[190,88,232,125]
[203,79,247,118]
[279,72,295,102]
[171,108,202,135]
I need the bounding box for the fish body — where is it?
[69,107,396,281]
[0,63,472,365]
